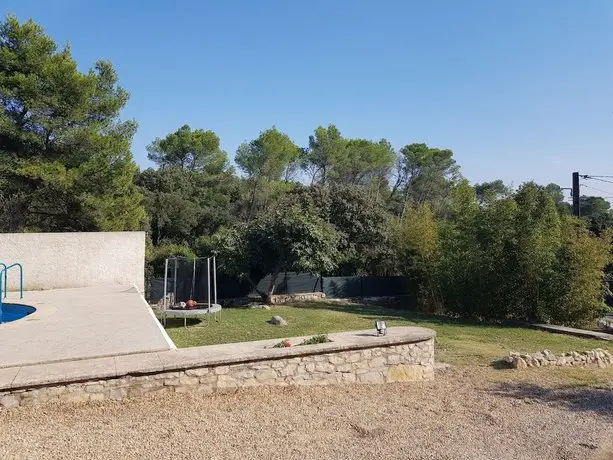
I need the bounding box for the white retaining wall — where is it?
[0,232,145,291]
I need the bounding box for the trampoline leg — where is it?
[184,317,187,328]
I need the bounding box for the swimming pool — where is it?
[0,303,36,324]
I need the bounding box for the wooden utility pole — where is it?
[572,172,580,217]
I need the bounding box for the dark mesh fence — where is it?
[256,272,321,295]
[322,276,361,298]
[322,276,416,299]
[149,270,321,302]
[147,261,415,305]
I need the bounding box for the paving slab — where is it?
[0,285,173,369]
[115,352,164,375]
[0,367,19,391]
[12,356,117,388]
[532,323,613,341]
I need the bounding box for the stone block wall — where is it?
[504,349,613,369]
[0,339,434,408]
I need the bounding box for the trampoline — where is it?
[161,256,222,327]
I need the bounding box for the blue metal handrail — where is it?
[0,263,7,299]
[0,263,23,309]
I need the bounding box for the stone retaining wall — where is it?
[503,349,613,369]
[0,329,435,409]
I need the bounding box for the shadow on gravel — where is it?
[490,382,613,418]
[490,359,511,370]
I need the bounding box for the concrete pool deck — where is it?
[0,285,174,369]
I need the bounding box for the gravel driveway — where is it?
[0,367,612,460]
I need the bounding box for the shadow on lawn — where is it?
[164,317,204,328]
[489,381,613,418]
[287,300,505,329]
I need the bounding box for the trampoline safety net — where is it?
[164,257,216,305]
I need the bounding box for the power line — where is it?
[580,183,613,195]
[582,176,613,185]
[591,177,613,185]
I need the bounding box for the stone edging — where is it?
[0,327,436,409]
[502,349,613,369]
[0,327,435,392]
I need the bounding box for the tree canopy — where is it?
[302,124,395,189]
[235,127,300,181]
[147,124,228,173]
[213,207,340,302]
[390,143,460,214]
[0,16,144,231]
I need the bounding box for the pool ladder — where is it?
[0,263,23,309]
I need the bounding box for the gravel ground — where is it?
[1,367,612,460]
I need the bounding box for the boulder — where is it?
[269,316,288,326]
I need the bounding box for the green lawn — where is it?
[163,301,613,386]
[164,302,612,370]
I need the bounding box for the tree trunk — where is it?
[245,275,268,302]
[265,269,282,304]
[247,178,260,220]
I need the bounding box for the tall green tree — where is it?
[545,183,571,215]
[213,207,340,303]
[147,124,228,173]
[137,166,240,246]
[513,182,562,320]
[340,138,395,188]
[289,183,394,275]
[302,124,395,190]
[435,181,609,326]
[392,204,442,312]
[235,127,300,181]
[303,124,345,185]
[579,195,613,233]
[0,16,144,231]
[390,143,460,214]
[235,127,300,218]
[474,179,511,204]
[543,218,611,325]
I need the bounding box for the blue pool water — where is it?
[0,303,36,324]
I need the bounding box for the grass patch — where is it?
[164,301,611,368]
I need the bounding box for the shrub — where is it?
[272,339,292,348]
[299,335,332,345]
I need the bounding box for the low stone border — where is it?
[269,292,325,304]
[0,327,435,409]
[502,349,613,369]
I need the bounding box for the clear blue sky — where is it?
[3,1,613,197]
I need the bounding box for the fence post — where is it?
[360,276,364,303]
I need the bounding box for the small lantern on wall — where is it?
[375,320,387,336]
